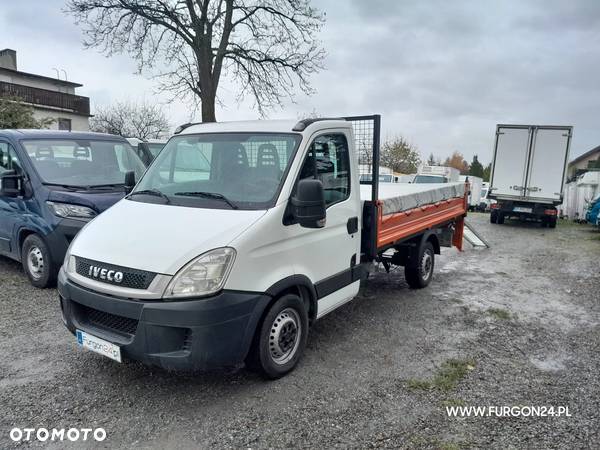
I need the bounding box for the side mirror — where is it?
[291,179,326,228]
[124,170,136,193]
[0,170,23,197]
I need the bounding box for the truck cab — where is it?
[58,117,467,378]
[0,130,145,287]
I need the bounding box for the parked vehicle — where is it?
[459,175,483,211]
[414,165,460,183]
[559,171,600,221]
[488,124,572,228]
[126,137,168,166]
[480,182,491,211]
[58,116,468,378]
[0,130,146,287]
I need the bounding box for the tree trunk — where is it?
[201,92,217,122]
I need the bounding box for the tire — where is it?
[405,241,435,289]
[497,213,505,225]
[247,294,309,379]
[548,217,557,228]
[490,211,498,224]
[21,234,56,288]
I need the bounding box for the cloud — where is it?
[1,0,598,163]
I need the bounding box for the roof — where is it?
[0,129,128,141]
[0,67,83,88]
[570,145,600,166]
[179,119,351,135]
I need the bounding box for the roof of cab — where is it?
[0,129,128,141]
[177,119,351,135]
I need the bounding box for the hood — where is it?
[48,189,126,213]
[70,199,266,275]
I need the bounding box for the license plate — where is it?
[513,206,532,213]
[76,330,121,363]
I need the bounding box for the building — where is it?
[0,49,90,131]
[568,144,600,179]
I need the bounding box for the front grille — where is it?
[75,257,156,289]
[79,304,139,335]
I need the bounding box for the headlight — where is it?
[164,248,236,299]
[47,201,97,220]
[63,246,76,274]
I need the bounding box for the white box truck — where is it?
[414,165,460,183]
[57,115,469,378]
[459,175,483,211]
[488,124,572,228]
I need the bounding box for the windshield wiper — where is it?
[87,183,125,189]
[43,183,89,191]
[127,189,171,204]
[174,191,238,209]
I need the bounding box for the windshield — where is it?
[23,139,145,188]
[481,188,488,198]
[413,175,447,183]
[133,133,301,209]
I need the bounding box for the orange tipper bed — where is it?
[360,182,469,251]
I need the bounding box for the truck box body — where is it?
[58,115,468,377]
[488,124,572,227]
[489,125,571,205]
[415,165,460,183]
[459,175,483,210]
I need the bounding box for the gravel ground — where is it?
[0,213,599,449]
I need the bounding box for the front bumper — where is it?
[58,269,271,370]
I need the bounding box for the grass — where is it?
[407,358,475,392]
[487,307,511,320]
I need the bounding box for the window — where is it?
[0,142,22,175]
[135,133,301,209]
[21,139,145,187]
[297,134,351,207]
[58,118,72,131]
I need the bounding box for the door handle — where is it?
[347,216,358,234]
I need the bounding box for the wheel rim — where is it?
[269,308,301,365]
[420,250,433,280]
[27,246,45,280]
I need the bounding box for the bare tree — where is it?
[66,0,326,122]
[90,101,170,139]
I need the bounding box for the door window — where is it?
[0,143,23,175]
[297,134,351,207]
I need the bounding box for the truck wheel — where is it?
[490,211,498,224]
[405,241,435,289]
[247,294,309,379]
[497,214,505,225]
[21,234,56,288]
[548,217,557,228]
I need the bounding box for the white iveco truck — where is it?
[488,124,572,228]
[58,116,469,378]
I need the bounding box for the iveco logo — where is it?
[88,266,124,283]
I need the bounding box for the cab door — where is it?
[290,130,362,318]
[0,141,26,255]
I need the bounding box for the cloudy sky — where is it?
[2,0,599,164]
